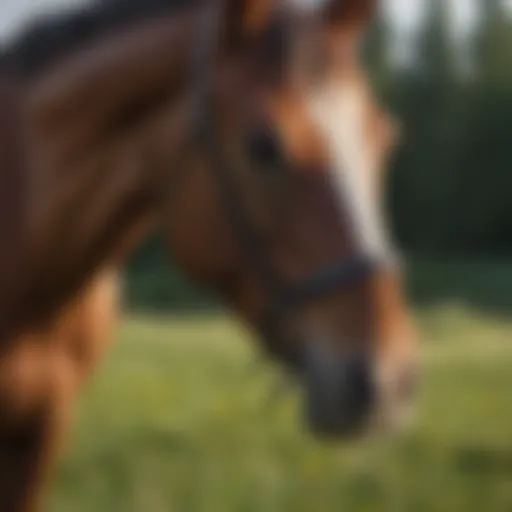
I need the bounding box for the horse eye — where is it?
[247,127,284,172]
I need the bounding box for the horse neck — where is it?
[11,12,200,331]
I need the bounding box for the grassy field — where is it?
[50,305,512,512]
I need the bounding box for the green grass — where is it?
[50,307,512,512]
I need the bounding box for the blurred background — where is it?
[4,1,512,511]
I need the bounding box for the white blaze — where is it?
[306,82,395,262]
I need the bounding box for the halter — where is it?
[192,3,377,362]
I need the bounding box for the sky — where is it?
[0,0,80,38]
[0,0,494,42]
[386,0,478,38]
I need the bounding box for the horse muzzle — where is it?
[299,342,418,439]
[300,344,374,437]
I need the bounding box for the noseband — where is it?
[192,4,377,360]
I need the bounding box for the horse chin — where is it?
[304,399,416,442]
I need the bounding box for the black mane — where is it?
[1,0,196,75]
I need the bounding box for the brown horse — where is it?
[0,0,418,510]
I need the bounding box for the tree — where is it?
[389,0,461,252]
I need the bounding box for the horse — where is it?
[0,0,419,510]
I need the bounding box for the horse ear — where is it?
[224,0,273,49]
[323,0,377,30]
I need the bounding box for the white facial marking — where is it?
[306,81,395,261]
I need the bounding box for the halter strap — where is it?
[190,1,377,361]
